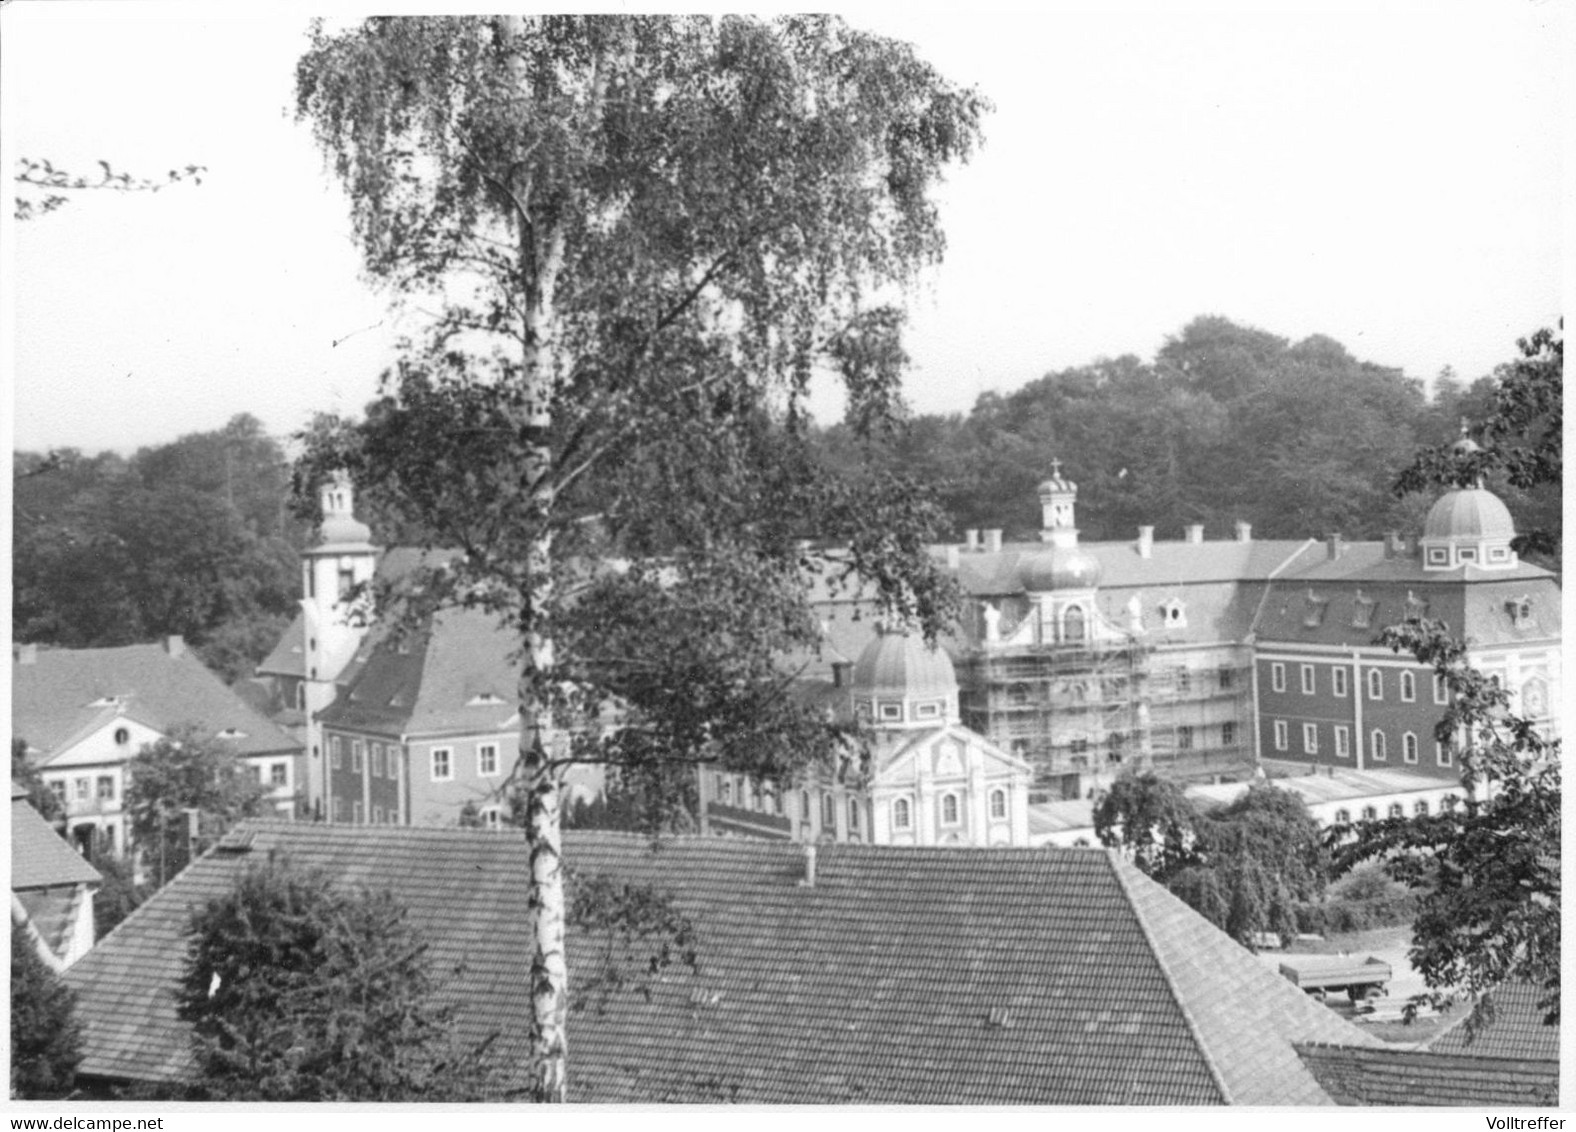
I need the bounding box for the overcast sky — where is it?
[3,1,1566,456]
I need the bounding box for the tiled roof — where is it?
[318,608,518,738]
[16,886,89,961]
[1189,767,1460,809]
[1027,798,1095,836]
[1295,1042,1559,1107]
[953,538,1317,594]
[11,798,102,890]
[64,824,1378,1103]
[1427,983,1559,1061]
[13,643,300,760]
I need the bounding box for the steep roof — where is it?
[12,642,300,760]
[64,823,1378,1103]
[317,608,518,739]
[11,797,102,891]
[1295,1043,1559,1107]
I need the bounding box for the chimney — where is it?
[165,635,186,657]
[965,529,980,552]
[1136,526,1154,558]
[1185,524,1204,545]
[983,529,1003,553]
[1235,521,1253,543]
[800,842,817,887]
[16,643,38,666]
[945,545,961,570]
[1326,534,1343,561]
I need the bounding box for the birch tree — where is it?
[294,15,983,1100]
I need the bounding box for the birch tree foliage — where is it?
[294,15,982,1101]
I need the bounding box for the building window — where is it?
[482,807,501,830]
[1302,723,1318,754]
[1063,605,1086,643]
[1271,663,1286,693]
[1303,596,1328,627]
[1414,800,1429,817]
[96,775,115,801]
[1335,726,1350,759]
[1402,732,1419,764]
[1070,737,1089,755]
[848,797,860,833]
[431,748,453,781]
[478,743,499,777]
[1433,674,1449,705]
[720,779,732,804]
[1442,795,1459,813]
[113,727,130,746]
[1388,802,1404,819]
[893,797,912,830]
[48,781,65,805]
[941,793,960,826]
[1351,597,1376,628]
[1161,600,1186,628]
[1176,668,1191,694]
[1218,666,1235,691]
[1332,666,1348,698]
[1177,726,1194,751]
[1011,738,1031,759]
[372,805,384,824]
[1367,669,1383,701]
[1400,671,1416,703]
[1221,721,1235,748]
[353,801,365,824]
[878,702,902,721]
[388,752,399,782]
[250,765,264,784]
[1436,741,1452,768]
[1334,808,1351,824]
[1273,720,1288,751]
[330,736,343,770]
[1361,805,1378,821]
[801,791,811,821]
[989,789,1007,820]
[351,739,364,773]
[75,778,90,801]
[333,797,345,822]
[822,792,836,831]
[1300,664,1315,695]
[270,762,288,787]
[1370,730,1387,761]
[915,701,941,719]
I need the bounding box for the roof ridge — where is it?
[1103,850,1233,1104]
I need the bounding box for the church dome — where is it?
[1020,545,1102,592]
[851,629,958,701]
[320,510,374,548]
[1422,487,1516,544]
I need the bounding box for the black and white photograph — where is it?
[4,0,1564,1113]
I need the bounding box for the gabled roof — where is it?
[1295,1043,1559,1107]
[12,643,300,761]
[317,608,518,739]
[953,538,1317,595]
[64,823,1379,1103]
[11,797,102,891]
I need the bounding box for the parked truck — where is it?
[1278,955,1392,1007]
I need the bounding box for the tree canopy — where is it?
[294,14,985,1100]
[10,921,84,1099]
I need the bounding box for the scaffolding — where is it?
[960,637,1256,800]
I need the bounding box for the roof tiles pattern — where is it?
[1427,983,1559,1062]
[11,798,103,890]
[1295,1042,1559,1107]
[64,824,1380,1104]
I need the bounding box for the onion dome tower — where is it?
[1020,459,1101,643]
[851,628,960,729]
[1418,424,1519,571]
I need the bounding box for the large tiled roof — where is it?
[1188,767,1460,810]
[11,797,101,891]
[12,643,300,760]
[953,538,1317,595]
[1295,1043,1559,1107]
[64,823,1379,1103]
[1427,983,1559,1061]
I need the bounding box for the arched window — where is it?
[893,797,912,830]
[1414,800,1429,816]
[1361,805,1378,821]
[848,797,860,832]
[1062,605,1086,643]
[941,793,960,826]
[822,792,836,831]
[1370,730,1387,761]
[989,789,1007,820]
[1402,732,1419,764]
[1388,802,1404,819]
[1400,671,1416,702]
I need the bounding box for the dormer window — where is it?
[217,728,247,740]
[1351,595,1377,629]
[467,692,505,706]
[90,695,123,708]
[1302,593,1328,628]
[1405,591,1430,620]
[1506,596,1534,627]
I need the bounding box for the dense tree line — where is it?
[814,315,1560,566]
[13,414,307,682]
